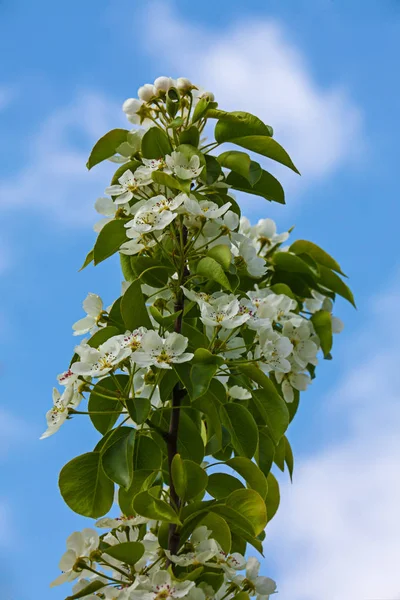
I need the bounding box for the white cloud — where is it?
[142,3,364,192]
[0,92,122,225]
[265,281,400,600]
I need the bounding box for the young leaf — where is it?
[59,452,114,518]
[93,219,128,265]
[86,129,129,170]
[251,389,289,444]
[196,257,232,291]
[221,135,299,174]
[171,453,187,499]
[225,488,267,536]
[152,171,191,193]
[79,248,94,271]
[183,460,208,500]
[311,310,333,357]
[272,252,318,277]
[198,512,232,554]
[207,245,232,270]
[133,491,181,524]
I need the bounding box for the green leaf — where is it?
[256,429,276,477]
[184,460,208,500]
[178,411,205,463]
[226,488,267,536]
[93,219,127,265]
[94,426,133,454]
[149,306,182,328]
[179,125,200,146]
[226,457,268,499]
[131,255,175,288]
[207,473,245,499]
[121,278,152,330]
[252,389,289,444]
[220,134,299,174]
[120,253,136,281]
[86,128,129,169]
[318,266,356,307]
[125,397,151,425]
[171,453,187,499]
[265,473,280,521]
[118,469,156,516]
[311,310,333,357]
[191,354,219,400]
[79,249,94,271]
[88,326,121,349]
[134,435,162,471]
[234,593,251,600]
[272,252,318,277]
[192,97,210,123]
[237,363,288,444]
[198,513,232,554]
[88,374,128,434]
[103,541,145,565]
[220,403,258,458]
[215,111,273,141]
[218,150,262,186]
[284,436,294,481]
[59,452,114,518]
[66,580,106,599]
[181,321,209,351]
[197,257,232,291]
[290,240,345,275]
[141,127,172,159]
[152,171,190,194]
[207,245,232,270]
[204,154,222,184]
[108,297,125,331]
[133,491,181,524]
[102,429,135,489]
[226,169,285,204]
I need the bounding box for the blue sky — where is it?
[1,1,400,599]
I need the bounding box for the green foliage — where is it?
[220,403,259,459]
[86,128,129,169]
[121,279,152,330]
[196,257,232,291]
[141,127,172,158]
[218,151,262,186]
[66,580,106,600]
[102,429,135,489]
[311,310,333,357]
[102,541,145,565]
[226,169,285,204]
[59,452,114,518]
[93,220,128,265]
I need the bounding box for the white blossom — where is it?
[228,385,251,400]
[165,151,203,180]
[232,236,267,278]
[200,296,250,329]
[130,570,194,599]
[133,331,193,369]
[105,169,153,204]
[282,319,319,369]
[234,557,277,598]
[72,293,104,336]
[258,327,293,373]
[71,337,131,378]
[184,197,231,225]
[50,529,99,587]
[138,84,156,102]
[276,370,311,403]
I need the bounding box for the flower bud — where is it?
[122,97,141,116]
[201,91,215,102]
[177,77,194,92]
[138,84,155,102]
[154,76,173,93]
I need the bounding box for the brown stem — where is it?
[167,225,188,561]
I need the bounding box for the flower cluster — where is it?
[43,74,351,600]
[51,522,277,600]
